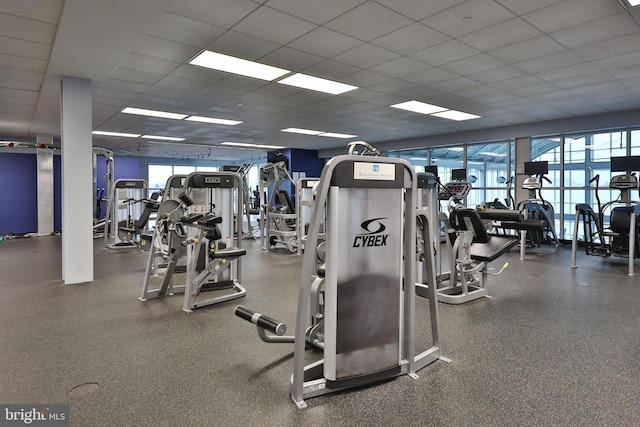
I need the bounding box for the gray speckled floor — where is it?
[1,235,640,426]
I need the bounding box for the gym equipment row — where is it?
[571,155,640,275]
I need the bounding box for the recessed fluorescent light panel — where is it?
[391,100,448,115]
[281,128,324,135]
[320,132,357,139]
[626,0,640,7]
[277,73,358,95]
[431,110,481,121]
[141,135,185,142]
[92,131,141,138]
[280,128,357,138]
[185,116,242,126]
[121,107,187,120]
[189,50,290,81]
[221,142,285,150]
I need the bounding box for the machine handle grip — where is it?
[234,305,286,336]
[589,174,599,184]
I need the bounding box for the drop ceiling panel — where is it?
[132,35,201,63]
[207,30,280,61]
[231,6,317,45]
[459,18,542,51]
[440,53,506,75]
[264,0,366,25]
[370,56,431,78]
[413,40,481,67]
[1,0,63,24]
[0,67,44,84]
[489,35,565,63]
[374,0,467,21]
[514,50,584,73]
[260,47,325,71]
[494,0,563,16]
[422,0,516,38]
[120,52,182,75]
[323,1,414,42]
[467,65,526,84]
[0,53,47,73]
[287,27,363,59]
[0,36,51,60]
[149,13,226,47]
[370,23,451,55]
[522,0,623,33]
[166,0,259,29]
[0,13,57,44]
[549,13,639,49]
[574,32,640,61]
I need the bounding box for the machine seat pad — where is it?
[470,236,518,262]
[211,248,246,259]
[181,213,204,224]
[499,219,546,232]
[119,226,135,234]
[198,214,223,227]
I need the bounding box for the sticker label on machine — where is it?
[353,162,395,180]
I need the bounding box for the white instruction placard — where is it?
[353,162,395,181]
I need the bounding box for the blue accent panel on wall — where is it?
[0,153,37,234]
[114,156,141,181]
[54,155,61,231]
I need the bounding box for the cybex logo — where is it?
[353,217,389,247]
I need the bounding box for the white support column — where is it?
[36,134,54,236]
[60,76,93,284]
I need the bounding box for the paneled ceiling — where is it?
[1,0,640,160]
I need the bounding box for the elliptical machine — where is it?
[571,155,640,275]
[517,161,559,247]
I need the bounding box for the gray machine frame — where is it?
[291,154,445,408]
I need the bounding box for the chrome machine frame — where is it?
[291,153,445,408]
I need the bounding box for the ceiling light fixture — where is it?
[221,142,285,150]
[319,132,357,139]
[92,130,141,138]
[140,135,186,141]
[185,116,242,125]
[277,73,358,95]
[431,110,481,121]
[391,100,448,115]
[281,128,324,135]
[189,50,290,81]
[121,107,187,120]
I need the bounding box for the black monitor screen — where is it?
[611,156,640,172]
[451,168,466,181]
[425,165,438,177]
[524,161,548,176]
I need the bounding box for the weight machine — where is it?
[425,169,516,304]
[104,179,151,250]
[92,147,114,237]
[236,144,446,408]
[571,155,640,276]
[139,172,246,312]
[259,161,299,252]
[517,161,559,247]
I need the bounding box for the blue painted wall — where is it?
[0,153,37,234]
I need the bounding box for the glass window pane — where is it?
[174,165,196,175]
[148,165,173,191]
